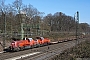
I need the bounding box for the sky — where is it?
[4,0,90,24]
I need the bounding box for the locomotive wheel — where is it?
[20,47,24,51]
[43,43,47,46]
[34,45,37,48]
[29,45,32,49]
[36,44,40,47]
[40,44,43,47]
[13,47,20,52]
[16,47,20,52]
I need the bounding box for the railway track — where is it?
[21,39,85,60]
[22,44,65,60]
[0,37,87,60]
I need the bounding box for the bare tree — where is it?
[13,0,22,14]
